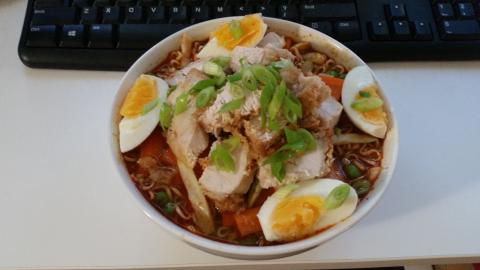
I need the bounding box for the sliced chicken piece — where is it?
[243,116,281,158]
[230,45,295,72]
[258,32,285,48]
[199,140,255,210]
[316,95,343,129]
[198,83,260,135]
[165,59,206,87]
[166,69,209,168]
[257,136,332,189]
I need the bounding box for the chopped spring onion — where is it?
[260,82,275,127]
[250,64,277,86]
[223,135,241,152]
[242,68,257,91]
[196,86,216,108]
[266,66,281,81]
[211,56,231,68]
[229,20,243,40]
[268,81,287,121]
[141,98,159,115]
[203,61,225,77]
[326,70,339,77]
[175,92,189,115]
[228,83,245,99]
[227,72,242,82]
[215,74,226,87]
[219,97,245,113]
[167,85,177,96]
[210,142,236,172]
[188,78,217,95]
[283,93,302,123]
[344,163,362,179]
[325,184,350,210]
[351,97,384,112]
[359,90,371,98]
[164,202,176,215]
[263,149,295,165]
[351,179,371,196]
[271,59,293,70]
[159,102,173,130]
[154,191,170,206]
[271,161,286,182]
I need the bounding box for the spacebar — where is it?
[118,24,189,49]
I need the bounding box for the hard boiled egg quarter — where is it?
[197,14,268,59]
[342,66,388,138]
[119,74,169,153]
[257,178,358,242]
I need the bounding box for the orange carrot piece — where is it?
[319,75,343,101]
[222,212,236,227]
[233,207,262,237]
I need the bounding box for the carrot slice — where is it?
[222,212,236,227]
[319,75,344,101]
[233,207,262,237]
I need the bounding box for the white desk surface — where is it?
[1,1,480,269]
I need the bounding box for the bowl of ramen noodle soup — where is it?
[111,14,398,259]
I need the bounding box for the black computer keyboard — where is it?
[18,0,480,70]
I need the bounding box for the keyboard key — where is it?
[161,0,180,6]
[301,3,357,21]
[213,6,232,18]
[169,6,188,23]
[147,6,166,23]
[308,21,332,36]
[102,6,121,23]
[436,3,454,19]
[439,20,480,40]
[88,24,114,48]
[31,7,77,25]
[183,0,201,5]
[80,7,98,24]
[392,20,411,40]
[118,24,187,48]
[60,24,85,47]
[138,0,157,6]
[368,20,389,40]
[235,5,254,16]
[385,3,406,19]
[257,5,276,17]
[125,6,143,23]
[413,21,432,40]
[191,6,210,23]
[94,0,112,7]
[278,5,298,21]
[26,25,57,47]
[456,3,475,19]
[334,21,361,41]
[72,0,92,7]
[34,0,63,8]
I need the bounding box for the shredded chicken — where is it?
[243,116,282,159]
[230,45,295,72]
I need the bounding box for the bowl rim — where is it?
[110,17,399,258]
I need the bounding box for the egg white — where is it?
[257,178,358,242]
[342,66,387,138]
[119,75,168,153]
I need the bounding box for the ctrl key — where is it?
[26,25,57,47]
[88,24,114,48]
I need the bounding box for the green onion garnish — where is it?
[188,78,217,95]
[227,72,242,83]
[164,202,176,215]
[268,81,287,122]
[325,184,350,210]
[260,82,275,127]
[174,92,189,115]
[250,64,277,86]
[271,59,293,70]
[196,86,216,108]
[283,93,302,123]
[141,98,159,115]
[154,191,170,206]
[326,70,339,77]
[159,102,173,130]
[203,61,225,77]
[229,20,243,40]
[228,83,245,99]
[351,179,371,196]
[241,68,257,91]
[219,97,245,113]
[344,163,362,179]
[211,56,231,68]
[210,140,236,172]
[359,90,371,98]
[351,97,384,112]
[167,85,177,96]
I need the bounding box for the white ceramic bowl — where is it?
[110,17,399,260]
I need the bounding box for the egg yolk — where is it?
[357,85,387,125]
[271,195,325,241]
[213,14,263,50]
[120,75,157,118]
